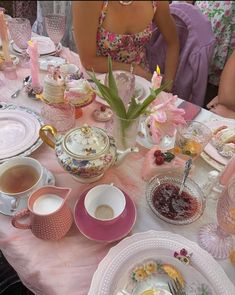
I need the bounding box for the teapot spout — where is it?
[116,147,139,165]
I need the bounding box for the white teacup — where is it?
[0,157,44,210]
[84,184,126,223]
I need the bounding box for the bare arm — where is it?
[218,50,235,110]
[153,2,179,90]
[72,1,151,80]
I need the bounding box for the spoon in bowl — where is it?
[11,75,31,98]
[178,158,193,196]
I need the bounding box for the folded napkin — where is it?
[141,147,188,182]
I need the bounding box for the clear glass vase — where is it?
[112,114,140,150]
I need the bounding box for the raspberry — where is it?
[180,248,188,256]
[100,105,106,112]
[154,150,162,157]
[155,155,164,165]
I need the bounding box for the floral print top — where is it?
[195,1,235,86]
[96,1,157,70]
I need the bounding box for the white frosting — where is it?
[66,79,91,92]
[43,75,65,104]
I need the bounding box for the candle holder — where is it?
[2,61,18,80]
[24,81,43,100]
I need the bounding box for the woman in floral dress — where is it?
[72,1,179,89]
[195,1,235,87]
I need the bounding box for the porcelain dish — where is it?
[88,231,235,295]
[0,103,43,162]
[204,119,235,166]
[115,255,215,295]
[74,188,136,242]
[0,167,55,216]
[10,37,62,57]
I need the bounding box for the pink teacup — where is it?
[84,184,126,225]
[12,186,73,240]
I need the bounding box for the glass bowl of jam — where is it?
[146,172,206,225]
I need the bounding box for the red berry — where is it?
[154,150,162,157]
[180,248,188,256]
[155,155,164,165]
[100,105,106,112]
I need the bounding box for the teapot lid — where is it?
[63,125,109,158]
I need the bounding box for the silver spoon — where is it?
[178,158,193,196]
[11,75,31,98]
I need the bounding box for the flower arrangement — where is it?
[144,68,186,145]
[89,56,171,148]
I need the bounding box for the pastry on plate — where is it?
[212,125,235,159]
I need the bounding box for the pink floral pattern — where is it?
[96,1,157,70]
[195,1,235,86]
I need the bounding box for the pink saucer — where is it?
[74,189,136,243]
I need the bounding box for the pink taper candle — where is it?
[28,40,40,88]
[151,65,162,89]
[0,11,11,62]
[219,155,235,186]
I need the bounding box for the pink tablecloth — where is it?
[0,48,234,295]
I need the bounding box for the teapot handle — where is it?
[39,125,57,149]
[12,209,31,230]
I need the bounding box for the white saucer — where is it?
[0,167,55,216]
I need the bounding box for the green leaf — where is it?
[127,95,138,117]
[107,56,118,96]
[127,81,172,119]
[87,70,127,119]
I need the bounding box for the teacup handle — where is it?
[12,209,31,229]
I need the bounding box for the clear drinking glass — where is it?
[173,121,212,161]
[8,18,32,67]
[41,103,75,134]
[42,2,66,50]
[44,14,66,49]
[199,175,235,259]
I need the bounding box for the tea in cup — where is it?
[0,157,44,209]
[84,184,126,223]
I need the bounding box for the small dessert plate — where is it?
[74,189,136,243]
[92,106,113,122]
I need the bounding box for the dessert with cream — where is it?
[64,79,95,107]
[212,125,235,159]
[43,66,65,104]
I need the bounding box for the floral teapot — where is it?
[39,124,139,183]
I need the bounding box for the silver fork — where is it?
[168,278,186,295]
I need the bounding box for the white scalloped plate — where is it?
[0,103,43,162]
[88,231,235,295]
[0,110,40,159]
